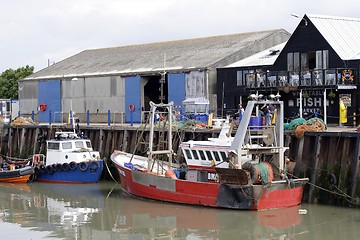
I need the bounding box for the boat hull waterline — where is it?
[114,162,305,210]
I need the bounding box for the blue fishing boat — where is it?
[32,130,103,183]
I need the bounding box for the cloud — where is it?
[1,0,360,72]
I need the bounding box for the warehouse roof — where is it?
[307,14,360,60]
[24,29,290,80]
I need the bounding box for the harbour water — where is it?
[0,181,359,240]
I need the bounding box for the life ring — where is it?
[79,162,88,171]
[128,104,135,112]
[90,161,99,171]
[46,165,54,175]
[33,155,41,166]
[69,161,78,171]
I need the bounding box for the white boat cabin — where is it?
[45,132,100,166]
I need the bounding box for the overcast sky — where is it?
[1,0,360,73]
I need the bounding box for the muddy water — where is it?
[0,181,359,240]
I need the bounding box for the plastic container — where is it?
[249,116,263,130]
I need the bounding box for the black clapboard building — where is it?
[217,14,360,125]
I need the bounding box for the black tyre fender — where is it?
[56,163,64,172]
[69,161,78,171]
[90,161,99,172]
[34,166,41,175]
[79,162,88,172]
[328,173,337,185]
[62,163,70,172]
[40,164,47,174]
[46,165,54,175]
[52,164,58,172]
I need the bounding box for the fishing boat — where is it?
[111,99,308,210]
[31,127,104,183]
[0,157,34,183]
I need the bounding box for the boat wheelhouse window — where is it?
[47,142,60,150]
[62,142,72,150]
[192,150,199,160]
[85,141,92,149]
[205,151,213,161]
[185,149,192,159]
[75,141,85,148]
[199,150,206,160]
[220,151,227,161]
[213,151,221,162]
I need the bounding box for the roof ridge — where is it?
[85,29,285,52]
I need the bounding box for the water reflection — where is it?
[0,182,359,240]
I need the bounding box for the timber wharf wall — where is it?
[0,124,359,207]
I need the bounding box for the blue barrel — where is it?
[249,116,263,130]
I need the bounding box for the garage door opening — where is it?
[143,75,168,111]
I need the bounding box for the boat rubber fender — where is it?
[328,173,337,185]
[56,163,64,172]
[46,165,54,175]
[62,163,70,171]
[34,166,41,175]
[40,165,47,174]
[79,162,88,171]
[69,161,77,171]
[90,161,99,172]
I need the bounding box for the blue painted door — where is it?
[125,76,141,123]
[38,80,61,123]
[168,73,185,108]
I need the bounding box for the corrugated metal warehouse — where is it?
[19,29,290,123]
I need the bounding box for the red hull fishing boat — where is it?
[111,98,308,210]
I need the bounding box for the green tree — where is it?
[0,65,34,99]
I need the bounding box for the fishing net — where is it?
[295,117,327,138]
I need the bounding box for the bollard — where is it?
[87,110,90,125]
[107,110,111,126]
[18,110,20,117]
[31,111,34,121]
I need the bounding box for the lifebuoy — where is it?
[33,155,41,166]
[69,161,78,171]
[79,162,88,171]
[90,161,99,171]
[128,104,135,112]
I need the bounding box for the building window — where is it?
[323,50,329,69]
[287,53,294,71]
[236,71,244,86]
[316,51,323,69]
[301,53,308,70]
